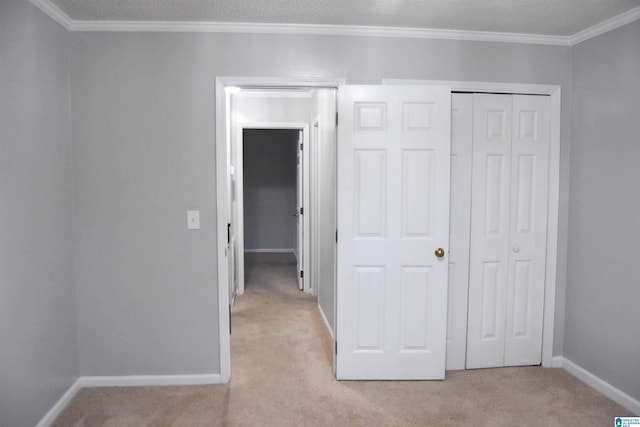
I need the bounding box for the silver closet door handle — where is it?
[513,245,520,253]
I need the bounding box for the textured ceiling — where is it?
[50,0,640,36]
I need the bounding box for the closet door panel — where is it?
[504,95,550,366]
[466,94,512,369]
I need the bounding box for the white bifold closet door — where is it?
[466,93,550,369]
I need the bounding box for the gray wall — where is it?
[69,31,572,375]
[567,20,640,401]
[313,90,338,335]
[243,129,298,251]
[71,34,220,375]
[0,1,78,426]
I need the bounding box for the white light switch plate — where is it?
[187,210,200,230]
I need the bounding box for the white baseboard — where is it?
[37,374,223,426]
[244,248,294,253]
[35,378,82,427]
[317,304,334,340]
[551,356,563,368]
[559,357,640,415]
[79,373,223,387]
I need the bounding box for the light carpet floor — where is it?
[53,252,632,426]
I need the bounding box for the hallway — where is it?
[228,251,338,425]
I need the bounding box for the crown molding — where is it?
[30,0,72,30]
[569,5,640,46]
[68,20,571,45]
[30,0,640,47]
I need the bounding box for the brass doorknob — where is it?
[435,248,445,258]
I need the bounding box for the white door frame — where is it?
[384,79,561,368]
[216,77,345,382]
[235,123,310,295]
[310,117,320,297]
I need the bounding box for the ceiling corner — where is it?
[30,0,73,30]
[569,5,640,46]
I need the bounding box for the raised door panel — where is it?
[402,150,435,237]
[353,267,386,351]
[466,94,512,369]
[400,267,433,352]
[354,150,387,237]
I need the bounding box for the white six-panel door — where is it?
[466,94,550,369]
[336,85,451,380]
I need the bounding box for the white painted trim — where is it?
[384,80,561,369]
[570,5,640,46]
[234,90,314,99]
[234,124,246,296]
[542,88,562,369]
[383,79,559,95]
[559,357,640,415]
[35,378,82,427]
[216,76,345,383]
[28,0,640,46]
[219,76,346,89]
[29,0,73,30]
[318,304,334,340]
[302,126,311,294]
[551,356,563,368]
[245,248,295,253]
[36,374,223,425]
[310,116,321,298]
[215,78,232,384]
[67,20,571,45]
[79,374,223,388]
[237,123,311,130]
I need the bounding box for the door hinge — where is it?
[227,223,231,244]
[300,270,304,278]
[334,341,337,354]
[299,143,303,151]
[335,112,339,126]
[300,207,304,215]
[229,306,232,334]
[335,230,338,243]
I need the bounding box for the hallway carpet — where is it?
[53,252,631,426]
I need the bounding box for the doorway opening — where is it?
[232,125,310,298]
[241,128,302,292]
[216,81,341,381]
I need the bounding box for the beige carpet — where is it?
[54,252,631,426]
